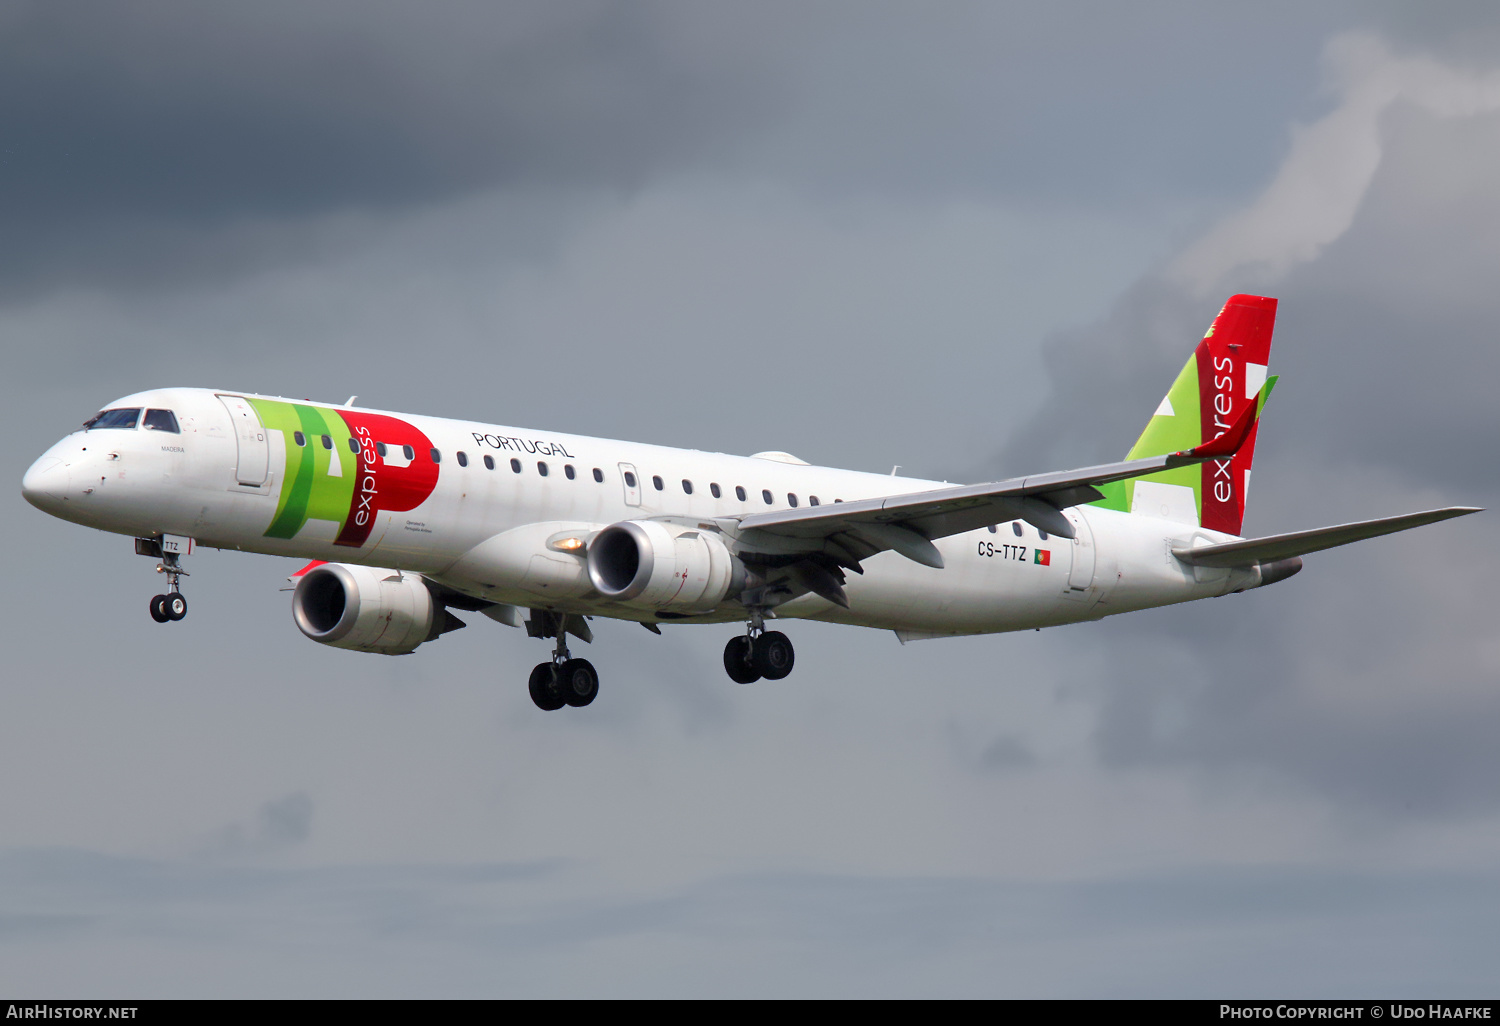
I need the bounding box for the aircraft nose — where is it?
[21,454,69,514]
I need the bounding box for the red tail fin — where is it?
[1197,295,1276,534]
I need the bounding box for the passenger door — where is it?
[216,395,269,488]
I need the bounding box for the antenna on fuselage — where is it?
[343,396,357,407]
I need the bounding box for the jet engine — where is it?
[587,520,743,614]
[292,562,456,655]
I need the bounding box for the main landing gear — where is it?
[527,615,598,711]
[722,611,795,684]
[140,540,189,624]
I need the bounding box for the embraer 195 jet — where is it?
[21,296,1479,710]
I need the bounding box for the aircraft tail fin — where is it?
[1091,294,1277,535]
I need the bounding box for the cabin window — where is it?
[1039,530,1049,541]
[321,434,332,449]
[682,479,693,495]
[787,493,798,507]
[83,408,141,430]
[762,489,773,505]
[347,437,359,453]
[430,448,442,463]
[834,498,843,503]
[456,451,468,467]
[376,442,388,457]
[1012,522,1023,536]
[142,409,180,433]
[511,458,522,473]
[537,462,548,476]
[988,525,998,534]
[735,486,747,501]
[402,444,415,461]
[565,465,576,480]
[624,471,636,488]
[483,455,495,470]
[809,496,819,506]
[593,468,604,483]
[710,483,721,498]
[293,431,306,447]
[652,475,664,491]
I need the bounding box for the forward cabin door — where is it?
[217,394,269,488]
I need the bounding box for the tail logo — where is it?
[1090,295,1278,536]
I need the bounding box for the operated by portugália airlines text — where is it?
[1222,1008,1492,1020]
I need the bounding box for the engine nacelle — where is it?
[292,563,437,655]
[587,520,742,614]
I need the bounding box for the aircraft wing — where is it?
[1171,507,1482,568]
[730,397,1263,570]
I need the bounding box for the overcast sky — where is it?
[3,1,1498,997]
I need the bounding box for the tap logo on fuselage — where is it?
[247,399,439,548]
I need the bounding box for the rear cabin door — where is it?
[1061,508,1096,598]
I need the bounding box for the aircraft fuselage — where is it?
[22,386,1249,640]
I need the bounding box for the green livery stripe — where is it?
[302,406,358,525]
[248,399,357,540]
[1258,375,1279,414]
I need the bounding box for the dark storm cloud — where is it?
[991,98,1500,818]
[0,1,773,295]
[1280,102,1500,494]
[0,1,756,217]
[1,1,1369,299]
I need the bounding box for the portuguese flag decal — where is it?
[1034,549,1051,566]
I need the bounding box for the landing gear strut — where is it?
[722,610,795,684]
[528,616,598,711]
[142,541,189,623]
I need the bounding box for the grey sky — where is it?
[3,2,1497,997]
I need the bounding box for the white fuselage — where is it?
[23,387,1256,639]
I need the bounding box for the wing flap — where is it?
[1173,507,1482,568]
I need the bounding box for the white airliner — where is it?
[21,295,1478,709]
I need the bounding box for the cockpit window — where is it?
[83,408,141,430]
[142,409,180,433]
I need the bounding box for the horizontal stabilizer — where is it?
[1173,507,1482,568]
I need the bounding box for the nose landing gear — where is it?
[138,537,190,623]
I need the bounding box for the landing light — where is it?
[550,537,586,553]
